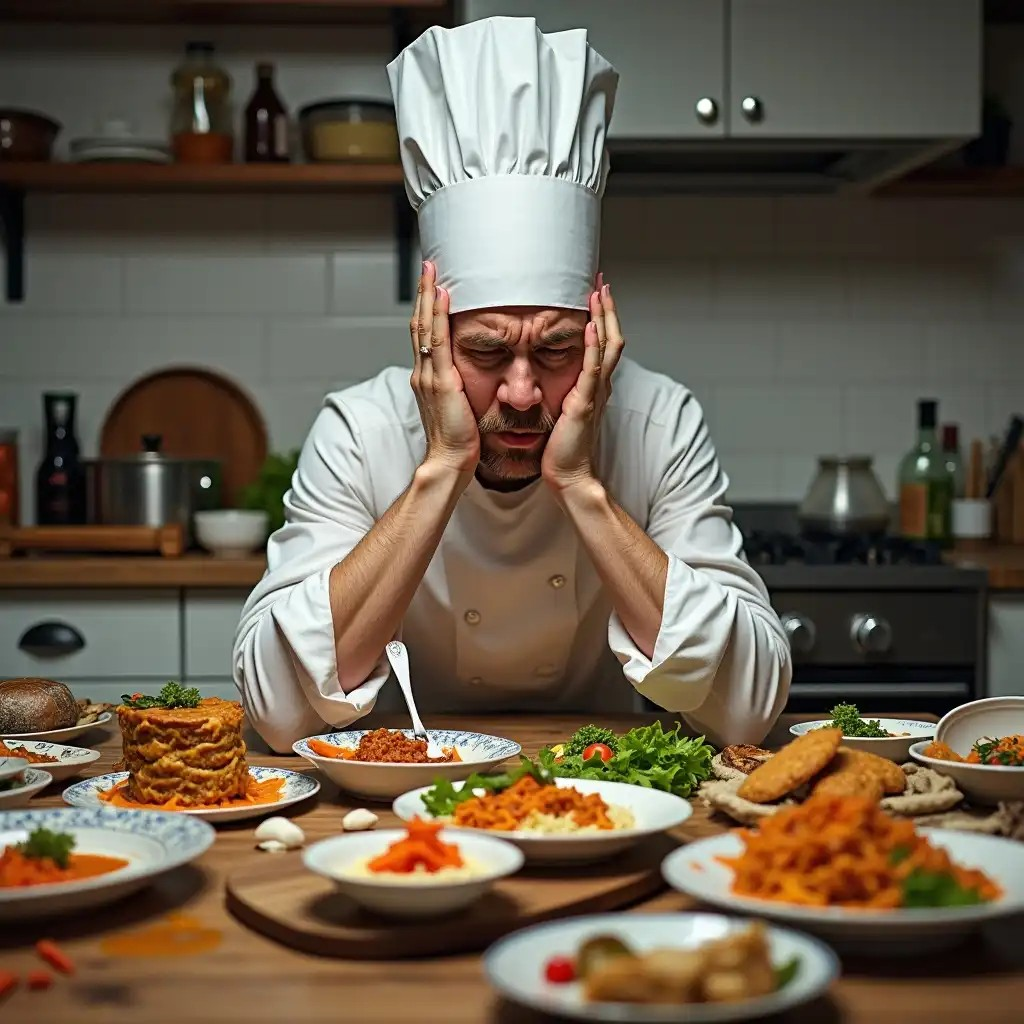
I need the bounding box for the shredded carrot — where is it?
[922,741,965,763]
[98,776,284,811]
[720,795,1002,909]
[0,849,128,889]
[26,970,51,990]
[36,940,74,976]
[367,817,464,874]
[0,971,17,999]
[453,775,616,831]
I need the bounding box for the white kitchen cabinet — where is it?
[988,596,1024,698]
[183,590,247,682]
[728,0,980,138]
[0,590,179,680]
[458,0,727,138]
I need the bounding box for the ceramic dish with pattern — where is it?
[293,728,522,800]
[484,912,839,1023]
[62,766,320,824]
[0,739,101,782]
[789,718,935,762]
[2,711,114,744]
[0,766,53,809]
[0,806,215,920]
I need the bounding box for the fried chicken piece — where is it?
[738,728,842,803]
[720,744,773,775]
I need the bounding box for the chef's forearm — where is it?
[328,461,469,690]
[556,478,668,659]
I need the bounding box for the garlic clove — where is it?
[472,788,487,798]
[257,839,289,853]
[341,808,379,832]
[254,816,306,849]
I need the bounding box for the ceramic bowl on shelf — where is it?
[0,108,61,161]
[193,510,268,558]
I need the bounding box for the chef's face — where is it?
[451,306,587,486]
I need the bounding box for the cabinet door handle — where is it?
[741,96,764,123]
[18,621,86,657]
[695,97,719,126]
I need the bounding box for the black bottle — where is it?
[35,392,86,525]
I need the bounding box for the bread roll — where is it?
[0,677,79,734]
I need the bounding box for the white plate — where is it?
[909,741,1024,805]
[0,806,215,921]
[293,728,522,800]
[303,827,524,918]
[393,777,692,864]
[662,828,1024,954]
[0,740,101,782]
[789,718,935,762]
[0,767,53,808]
[62,765,320,824]
[484,912,840,1023]
[2,711,114,744]
[0,757,29,782]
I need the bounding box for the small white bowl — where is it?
[193,510,269,558]
[789,718,935,762]
[0,767,53,809]
[936,696,1024,753]
[302,828,524,919]
[909,742,1024,806]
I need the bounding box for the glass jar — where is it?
[170,41,233,164]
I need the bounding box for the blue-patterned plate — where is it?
[0,806,215,921]
[0,739,101,782]
[293,729,522,800]
[63,765,320,824]
[0,766,53,809]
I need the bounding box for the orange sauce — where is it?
[0,848,128,888]
[98,776,285,811]
[101,914,222,958]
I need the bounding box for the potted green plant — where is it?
[238,450,300,537]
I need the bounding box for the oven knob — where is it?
[781,613,816,654]
[851,613,892,654]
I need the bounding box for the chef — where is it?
[233,17,791,753]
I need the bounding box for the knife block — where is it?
[992,441,1024,544]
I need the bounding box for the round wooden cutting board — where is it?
[225,834,679,959]
[99,366,268,507]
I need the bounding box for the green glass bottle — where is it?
[897,399,953,544]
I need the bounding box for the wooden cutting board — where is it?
[226,834,678,959]
[99,367,268,507]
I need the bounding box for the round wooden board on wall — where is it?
[99,366,269,507]
[225,833,679,959]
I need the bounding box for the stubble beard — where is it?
[476,406,555,483]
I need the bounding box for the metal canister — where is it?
[0,429,19,526]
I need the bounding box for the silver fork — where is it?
[385,640,443,758]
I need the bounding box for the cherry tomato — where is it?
[544,956,576,984]
[582,742,613,763]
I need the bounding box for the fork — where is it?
[385,640,443,758]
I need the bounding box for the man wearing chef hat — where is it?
[233,17,791,752]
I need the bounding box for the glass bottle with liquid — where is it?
[244,62,290,163]
[941,423,965,499]
[897,399,953,544]
[35,393,86,525]
[170,41,234,164]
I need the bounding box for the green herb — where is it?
[971,737,1024,766]
[16,827,76,869]
[238,450,300,535]
[774,956,801,990]
[121,681,202,710]
[890,846,912,866]
[544,721,715,798]
[823,703,890,738]
[901,867,988,908]
[562,725,620,759]
[420,757,554,817]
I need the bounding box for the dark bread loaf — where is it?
[0,677,79,734]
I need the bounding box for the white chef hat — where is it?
[386,16,618,314]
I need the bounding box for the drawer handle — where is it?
[18,621,86,657]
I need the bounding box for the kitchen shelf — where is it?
[876,166,1024,197]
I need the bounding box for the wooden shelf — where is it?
[0,161,405,193]
[877,166,1024,197]
[0,554,267,589]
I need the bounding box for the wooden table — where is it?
[4,714,1023,1023]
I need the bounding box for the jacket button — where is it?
[469,676,484,686]
[548,574,566,589]
[464,609,481,625]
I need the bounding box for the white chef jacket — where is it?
[233,357,792,752]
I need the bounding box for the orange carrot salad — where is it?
[98,776,284,811]
[307,730,461,764]
[368,818,464,874]
[452,774,615,831]
[720,794,1002,909]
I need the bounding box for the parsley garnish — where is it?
[823,703,890,738]
[16,827,75,869]
[121,681,202,710]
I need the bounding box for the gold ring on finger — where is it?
[419,345,431,356]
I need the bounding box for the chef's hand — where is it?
[541,280,624,493]
[410,261,481,475]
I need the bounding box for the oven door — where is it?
[785,667,975,717]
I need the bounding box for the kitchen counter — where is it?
[0,553,267,588]
[947,544,1024,591]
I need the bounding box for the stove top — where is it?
[743,531,943,567]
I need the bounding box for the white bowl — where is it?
[0,740,101,782]
[293,728,521,800]
[303,827,524,918]
[789,718,935,762]
[936,696,1024,754]
[662,828,1024,955]
[0,767,52,808]
[193,509,269,558]
[484,912,840,1024]
[909,741,1024,805]
[0,757,29,782]
[393,777,692,865]
[0,806,215,921]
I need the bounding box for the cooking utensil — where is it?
[385,641,442,758]
[99,367,267,507]
[986,415,1023,499]
[0,109,60,161]
[798,456,891,536]
[967,439,986,499]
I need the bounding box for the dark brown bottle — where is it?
[35,392,86,525]
[244,62,290,163]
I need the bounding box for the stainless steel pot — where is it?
[797,456,891,536]
[84,434,221,542]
